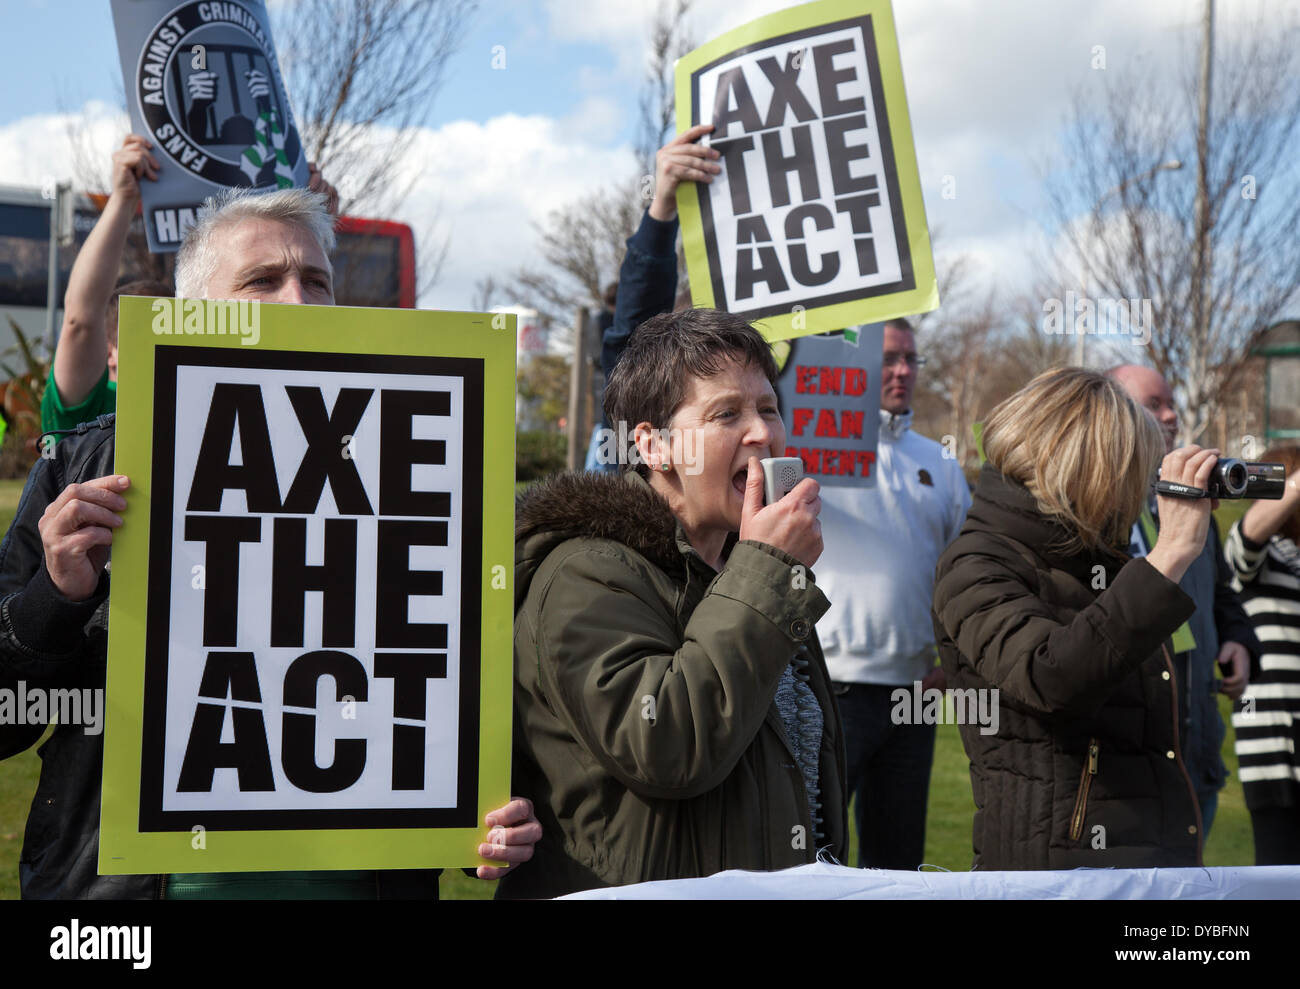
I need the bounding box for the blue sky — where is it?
[3,0,1297,314]
[1,1,638,136]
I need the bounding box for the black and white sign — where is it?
[690,16,915,320]
[138,347,484,830]
[112,0,310,252]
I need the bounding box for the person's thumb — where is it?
[742,456,765,525]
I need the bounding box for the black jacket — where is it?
[932,465,1204,870]
[0,416,157,898]
[601,209,679,382]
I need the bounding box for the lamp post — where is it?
[44,180,73,352]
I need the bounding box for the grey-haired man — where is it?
[1,187,539,898]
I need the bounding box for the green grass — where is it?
[0,477,23,528]
[1215,499,1249,541]
[920,718,980,869]
[0,486,1261,896]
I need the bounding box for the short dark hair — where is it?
[106,278,173,348]
[883,316,914,334]
[603,307,779,475]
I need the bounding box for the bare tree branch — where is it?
[635,0,695,176]
[1042,7,1300,444]
[513,176,643,334]
[275,0,477,220]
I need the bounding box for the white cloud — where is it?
[0,100,127,191]
[541,0,795,80]
[387,114,634,308]
[0,102,636,314]
[560,92,627,144]
[543,0,653,48]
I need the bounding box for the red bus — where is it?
[331,215,416,309]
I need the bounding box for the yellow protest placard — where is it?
[99,296,515,875]
[676,0,937,340]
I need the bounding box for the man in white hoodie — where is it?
[814,318,970,869]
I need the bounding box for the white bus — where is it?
[0,183,103,358]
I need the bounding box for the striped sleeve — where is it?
[1229,536,1300,802]
[1223,519,1269,586]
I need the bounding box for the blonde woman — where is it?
[932,368,1215,869]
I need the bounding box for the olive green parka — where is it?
[498,471,848,898]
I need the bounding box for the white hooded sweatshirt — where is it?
[814,409,971,686]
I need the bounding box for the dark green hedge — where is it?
[516,430,566,482]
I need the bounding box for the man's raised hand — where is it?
[307,162,339,216]
[109,135,160,204]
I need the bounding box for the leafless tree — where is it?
[276,0,476,293]
[276,0,476,215]
[471,275,500,314]
[636,0,695,176]
[1004,290,1075,380]
[1043,6,1300,443]
[514,0,695,333]
[912,239,1073,471]
[914,289,1006,468]
[513,176,643,330]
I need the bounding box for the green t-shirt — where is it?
[41,365,116,435]
[163,870,381,900]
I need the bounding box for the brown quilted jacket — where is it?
[932,465,1204,870]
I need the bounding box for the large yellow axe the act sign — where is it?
[99,297,516,875]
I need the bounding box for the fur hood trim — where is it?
[516,471,683,572]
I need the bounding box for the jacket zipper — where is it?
[157,873,168,900]
[1069,738,1099,841]
[1161,645,1205,866]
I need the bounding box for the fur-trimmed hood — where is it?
[515,471,692,610]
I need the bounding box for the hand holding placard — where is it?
[674,0,937,337]
[40,475,130,602]
[650,124,720,222]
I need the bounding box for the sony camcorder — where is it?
[1156,459,1286,500]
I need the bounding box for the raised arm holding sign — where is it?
[674,0,937,340]
[44,135,338,439]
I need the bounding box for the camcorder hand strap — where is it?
[1155,480,1207,499]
